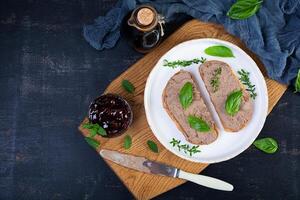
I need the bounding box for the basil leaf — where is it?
[227,0,263,20]
[179,82,193,109]
[93,123,100,129]
[85,137,100,150]
[187,115,210,132]
[147,140,158,153]
[83,122,107,137]
[294,69,300,93]
[124,135,132,150]
[122,80,135,93]
[253,137,278,154]
[90,129,97,137]
[225,89,243,116]
[82,123,93,129]
[204,45,234,57]
[97,126,107,136]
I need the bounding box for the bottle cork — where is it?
[136,8,154,26]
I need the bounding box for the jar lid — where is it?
[136,7,154,26]
[127,5,158,32]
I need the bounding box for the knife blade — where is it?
[100,149,233,191]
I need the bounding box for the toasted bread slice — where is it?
[162,70,218,145]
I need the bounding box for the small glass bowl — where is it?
[88,93,133,138]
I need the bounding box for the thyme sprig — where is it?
[210,67,222,92]
[163,57,207,68]
[170,138,201,156]
[237,69,257,99]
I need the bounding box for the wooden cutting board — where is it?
[79,19,287,200]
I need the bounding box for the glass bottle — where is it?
[121,5,165,53]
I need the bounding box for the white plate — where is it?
[144,38,268,163]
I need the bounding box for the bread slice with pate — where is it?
[199,60,253,132]
[162,70,218,145]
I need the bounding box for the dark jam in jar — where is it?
[88,94,133,138]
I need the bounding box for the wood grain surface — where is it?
[78,20,287,200]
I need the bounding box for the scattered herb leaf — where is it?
[124,135,132,150]
[85,137,100,150]
[82,122,107,137]
[122,80,135,93]
[210,67,222,92]
[170,138,201,156]
[227,0,263,20]
[253,137,278,154]
[97,126,107,136]
[200,57,207,64]
[187,115,210,132]
[179,82,194,109]
[163,57,207,68]
[82,123,93,129]
[238,69,257,99]
[204,45,234,57]
[225,89,243,116]
[90,129,97,137]
[147,140,158,153]
[294,69,300,93]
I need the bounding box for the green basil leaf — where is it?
[204,45,234,57]
[187,115,210,132]
[294,69,300,93]
[147,140,158,153]
[122,80,135,93]
[227,0,263,20]
[225,89,243,116]
[85,137,100,150]
[82,123,93,129]
[90,129,97,137]
[97,126,107,136]
[124,135,132,150]
[253,137,278,154]
[179,82,193,109]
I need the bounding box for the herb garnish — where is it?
[124,135,132,150]
[163,57,206,68]
[238,69,257,99]
[294,69,300,93]
[82,122,107,137]
[85,137,100,150]
[210,67,222,92]
[179,82,193,109]
[253,137,278,154]
[147,140,158,153]
[227,0,263,20]
[122,80,135,93]
[225,89,243,116]
[204,45,234,57]
[188,115,211,132]
[170,138,201,156]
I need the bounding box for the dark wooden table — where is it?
[0,0,299,199]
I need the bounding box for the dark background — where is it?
[0,0,299,199]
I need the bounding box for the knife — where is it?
[100,149,233,191]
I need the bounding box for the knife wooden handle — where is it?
[178,170,234,191]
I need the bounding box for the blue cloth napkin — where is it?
[83,0,300,84]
